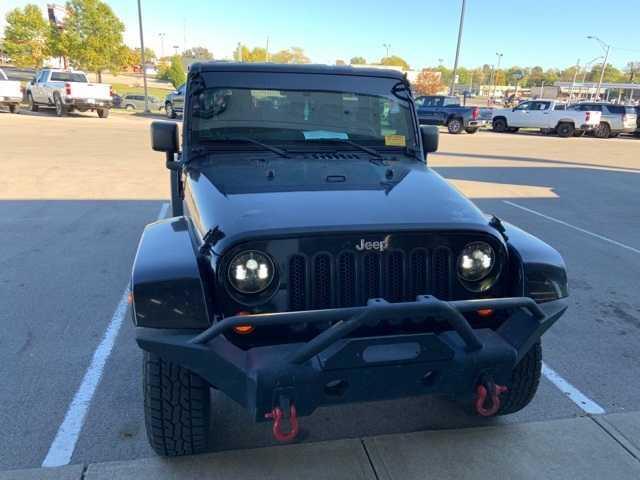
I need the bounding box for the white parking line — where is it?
[42,203,169,468]
[542,362,605,414]
[503,200,640,255]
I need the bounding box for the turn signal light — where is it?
[477,308,494,317]
[233,324,255,335]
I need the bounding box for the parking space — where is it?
[1,114,639,470]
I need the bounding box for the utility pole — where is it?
[136,0,149,113]
[449,0,466,96]
[587,35,611,101]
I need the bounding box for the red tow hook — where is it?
[265,404,299,442]
[475,375,508,417]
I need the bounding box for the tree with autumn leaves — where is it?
[413,69,445,96]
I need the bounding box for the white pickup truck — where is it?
[26,69,112,118]
[492,99,602,137]
[0,68,22,113]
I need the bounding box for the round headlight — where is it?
[457,242,495,282]
[227,250,275,294]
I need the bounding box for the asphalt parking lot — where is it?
[1,109,639,471]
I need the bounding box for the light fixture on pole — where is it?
[158,33,166,58]
[490,52,503,101]
[136,0,149,113]
[587,35,611,101]
[449,0,467,96]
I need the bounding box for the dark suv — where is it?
[132,63,568,457]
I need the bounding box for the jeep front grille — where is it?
[288,248,452,310]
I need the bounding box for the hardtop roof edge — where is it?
[189,61,407,80]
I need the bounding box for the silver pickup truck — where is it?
[26,69,112,118]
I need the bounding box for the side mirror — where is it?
[420,125,439,155]
[150,121,179,153]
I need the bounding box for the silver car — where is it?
[568,102,637,138]
[121,94,163,111]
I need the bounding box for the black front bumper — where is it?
[136,296,567,421]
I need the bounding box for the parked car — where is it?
[492,100,601,137]
[0,68,22,113]
[133,62,568,457]
[121,93,163,111]
[164,84,185,118]
[414,95,491,134]
[25,69,112,118]
[567,102,637,138]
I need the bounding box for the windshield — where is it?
[190,87,417,153]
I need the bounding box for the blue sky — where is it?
[2,0,639,70]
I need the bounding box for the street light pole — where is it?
[587,35,611,101]
[449,0,466,96]
[490,52,503,101]
[382,43,390,58]
[136,0,149,113]
[158,33,166,58]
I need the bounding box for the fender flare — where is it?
[131,216,210,329]
[501,221,568,302]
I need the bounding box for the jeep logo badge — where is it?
[355,238,389,252]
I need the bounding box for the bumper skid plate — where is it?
[137,296,567,421]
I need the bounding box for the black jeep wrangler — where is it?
[132,63,568,456]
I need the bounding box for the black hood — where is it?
[184,157,492,252]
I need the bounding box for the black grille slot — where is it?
[311,152,360,160]
[432,247,452,300]
[362,252,381,301]
[312,254,332,309]
[337,252,356,307]
[385,251,405,302]
[288,255,307,311]
[410,248,430,299]
[287,245,454,310]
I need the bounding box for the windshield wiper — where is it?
[220,136,290,158]
[306,138,383,159]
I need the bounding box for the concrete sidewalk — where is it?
[4,412,640,480]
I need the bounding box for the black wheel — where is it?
[28,93,38,112]
[143,352,210,457]
[495,342,542,415]
[492,117,508,133]
[97,108,109,118]
[573,130,585,137]
[465,127,479,134]
[447,118,464,134]
[594,122,611,139]
[9,104,18,114]
[556,122,575,138]
[54,95,65,117]
[166,102,176,119]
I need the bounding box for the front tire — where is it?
[166,102,176,119]
[492,117,508,133]
[556,122,575,138]
[97,108,109,118]
[28,93,38,112]
[143,352,210,457]
[9,104,18,114]
[447,117,464,134]
[497,341,542,415]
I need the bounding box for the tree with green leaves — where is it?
[158,55,186,88]
[60,0,126,81]
[350,56,366,65]
[379,55,409,70]
[183,46,212,61]
[3,4,50,68]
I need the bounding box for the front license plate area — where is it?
[318,333,454,371]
